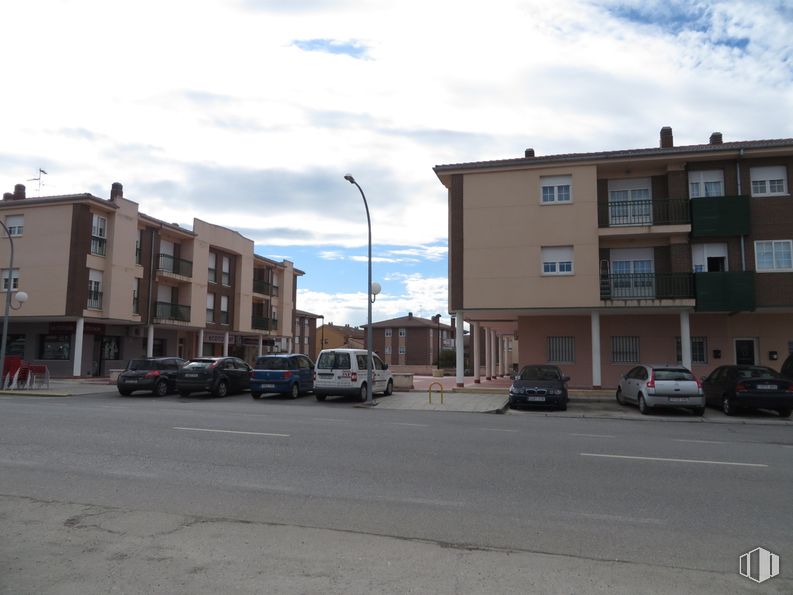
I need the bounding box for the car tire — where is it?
[384,380,393,396]
[214,380,228,398]
[315,393,326,402]
[118,389,132,396]
[693,407,705,416]
[290,383,300,399]
[722,396,735,416]
[359,383,368,402]
[251,392,262,400]
[153,380,168,397]
[638,394,649,415]
[616,388,625,406]
[777,408,792,418]
[558,401,567,412]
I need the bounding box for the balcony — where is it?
[599,198,690,228]
[252,316,272,331]
[90,237,107,256]
[600,272,694,300]
[87,289,103,310]
[253,279,271,295]
[695,272,755,312]
[690,195,750,237]
[154,301,191,322]
[157,254,193,278]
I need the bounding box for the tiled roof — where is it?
[369,315,453,330]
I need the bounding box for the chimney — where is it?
[524,148,535,158]
[110,182,123,201]
[709,132,723,145]
[408,312,413,318]
[659,126,674,148]
[13,184,26,200]
[2,193,13,201]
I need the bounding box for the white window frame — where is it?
[541,246,574,276]
[750,166,788,197]
[384,345,392,355]
[691,243,729,273]
[385,328,392,337]
[540,175,572,204]
[1,268,20,291]
[398,328,406,337]
[607,178,652,225]
[5,215,23,237]
[206,293,215,323]
[688,170,724,198]
[399,346,406,355]
[220,295,229,324]
[754,240,793,272]
[208,252,217,283]
[88,269,103,309]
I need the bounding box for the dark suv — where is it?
[175,356,251,397]
[117,357,186,396]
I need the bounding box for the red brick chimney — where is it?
[709,132,723,145]
[110,182,123,201]
[659,127,674,148]
[13,184,26,200]
[525,148,535,158]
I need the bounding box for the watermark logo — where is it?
[739,547,780,584]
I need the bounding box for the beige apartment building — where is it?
[435,128,793,388]
[0,182,304,377]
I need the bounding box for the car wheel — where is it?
[384,379,393,396]
[616,388,625,406]
[118,389,132,396]
[558,401,567,412]
[722,396,735,416]
[153,380,168,397]
[214,380,228,398]
[290,383,300,399]
[179,390,191,397]
[359,383,368,402]
[638,394,649,415]
[315,393,326,402]
[692,407,705,416]
[251,392,262,400]
[777,408,791,418]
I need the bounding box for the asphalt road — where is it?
[1,390,791,594]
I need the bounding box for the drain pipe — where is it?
[737,149,746,271]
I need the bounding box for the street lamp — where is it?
[435,313,441,368]
[344,173,379,405]
[0,221,28,386]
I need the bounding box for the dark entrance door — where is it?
[735,339,756,365]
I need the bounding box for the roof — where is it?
[321,323,365,339]
[0,192,119,211]
[433,138,793,175]
[368,314,453,330]
[295,309,321,318]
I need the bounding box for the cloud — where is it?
[293,39,369,59]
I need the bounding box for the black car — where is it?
[702,365,793,417]
[117,357,186,396]
[175,356,251,397]
[781,352,793,381]
[508,365,569,411]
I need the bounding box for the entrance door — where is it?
[735,339,757,365]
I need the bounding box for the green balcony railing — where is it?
[155,301,191,322]
[601,272,694,300]
[695,272,755,312]
[690,195,751,237]
[252,316,272,330]
[157,253,193,278]
[253,279,271,294]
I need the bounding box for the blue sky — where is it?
[1,0,792,327]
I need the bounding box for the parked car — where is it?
[702,365,793,417]
[616,364,704,415]
[780,352,793,381]
[508,365,569,411]
[117,357,186,396]
[175,356,251,397]
[314,348,392,401]
[250,354,314,399]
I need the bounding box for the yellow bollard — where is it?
[428,382,445,405]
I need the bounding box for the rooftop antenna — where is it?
[26,168,47,195]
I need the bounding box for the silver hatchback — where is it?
[616,364,704,415]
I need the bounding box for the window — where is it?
[135,230,142,265]
[222,256,231,286]
[5,215,23,237]
[220,295,229,324]
[385,328,392,337]
[398,328,406,337]
[547,336,574,363]
[206,293,215,323]
[208,252,217,283]
[88,270,102,309]
[384,346,392,355]
[688,170,724,198]
[399,346,406,355]
[755,240,793,272]
[691,243,728,273]
[39,334,71,360]
[540,175,572,204]
[675,336,708,364]
[611,336,639,363]
[5,334,25,357]
[750,166,788,197]
[541,246,574,275]
[132,278,140,314]
[91,214,107,256]
[1,268,19,291]
[607,178,651,225]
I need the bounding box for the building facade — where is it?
[0,182,304,377]
[294,310,320,360]
[435,128,793,388]
[366,312,454,374]
[315,323,364,354]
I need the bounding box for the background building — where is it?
[315,323,364,354]
[366,312,455,375]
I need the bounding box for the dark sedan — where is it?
[175,356,251,397]
[117,357,186,396]
[702,365,793,418]
[508,365,569,411]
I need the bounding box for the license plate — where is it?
[670,397,688,402]
[756,384,776,390]
[261,384,275,389]
[526,396,545,402]
[185,373,198,378]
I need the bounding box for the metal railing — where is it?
[91,237,107,256]
[253,279,271,294]
[600,199,690,227]
[154,301,191,322]
[157,253,193,277]
[252,316,271,330]
[87,289,103,309]
[600,272,694,300]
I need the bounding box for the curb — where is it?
[0,390,72,397]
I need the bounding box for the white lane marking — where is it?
[389,422,429,427]
[482,428,519,433]
[311,418,349,423]
[673,439,728,445]
[565,511,664,525]
[580,453,767,468]
[174,427,290,437]
[570,433,615,438]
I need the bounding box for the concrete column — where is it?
[223,331,229,356]
[591,311,601,388]
[72,317,84,376]
[146,324,154,358]
[455,312,464,387]
[484,327,491,380]
[198,329,204,357]
[473,322,481,383]
[680,311,692,370]
[502,336,509,376]
[258,335,263,357]
[491,329,498,378]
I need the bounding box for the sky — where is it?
[2,0,792,328]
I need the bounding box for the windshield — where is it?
[127,360,158,371]
[737,367,780,379]
[317,352,352,370]
[255,357,290,370]
[517,366,561,381]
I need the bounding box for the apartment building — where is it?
[315,323,364,354]
[434,128,793,388]
[0,182,304,377]
[366,312,454,374]
[294,310,320,360]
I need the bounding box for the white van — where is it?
[314,348,393,401]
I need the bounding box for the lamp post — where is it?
[435,313,441,368]
[0,221,28,385]
[344,174,379,405]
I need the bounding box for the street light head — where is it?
[371,282,381,296]
[344,174,355,184]
[15,291,28,304]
